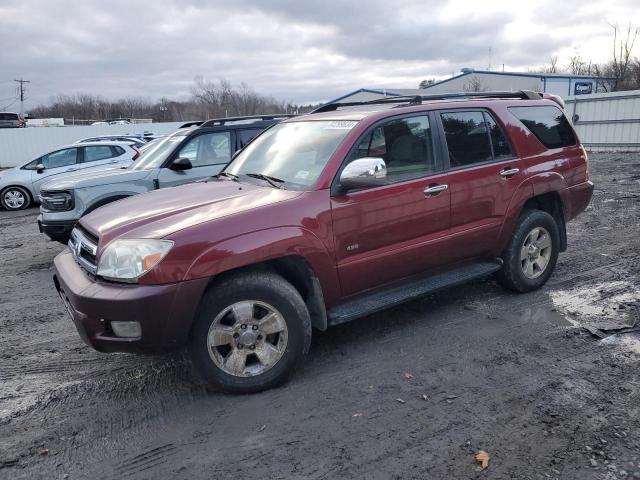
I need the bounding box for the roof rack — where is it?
[179,121,204,128]
[311,90,542,113]
[200,114,296,128]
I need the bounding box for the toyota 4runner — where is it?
[53,91,594,393]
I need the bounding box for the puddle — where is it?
[600,334,640,355]
[550,280,639,330]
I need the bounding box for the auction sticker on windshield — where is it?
[323,121,358,129]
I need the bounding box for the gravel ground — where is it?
[0,152,639,480]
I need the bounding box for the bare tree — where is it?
[596,22,639,91]
[418,78,436,89]
[462,75,488,92]
[568,54,590,75]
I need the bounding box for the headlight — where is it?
[40,191,74,211]
[96,239,173,283]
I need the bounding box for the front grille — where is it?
[39,190,74,212]
[68,227,98,274]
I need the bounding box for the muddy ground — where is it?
[0,153,639,480]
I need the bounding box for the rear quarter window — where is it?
[508,105,576,149]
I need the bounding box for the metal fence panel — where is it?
[565,90,640,151]
[0,122,186,168]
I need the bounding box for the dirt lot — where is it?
[1,153,639,480]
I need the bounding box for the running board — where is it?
[327,259,503,326]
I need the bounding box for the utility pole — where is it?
[13,78,30,117]
[159,97,168,122]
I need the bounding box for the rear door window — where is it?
[440,111,493,167]
[0,113,19,120]
[84,145,116,162]
[483,112,513,159]
[508,105,576,149]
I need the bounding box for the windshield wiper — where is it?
[245,173,285,189]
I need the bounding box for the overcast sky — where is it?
[1,0,639,110]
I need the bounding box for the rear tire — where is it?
[1,186,31,210]
[189,271,312,393]
[496,209,559,293]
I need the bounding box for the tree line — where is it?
[29,77,319,124]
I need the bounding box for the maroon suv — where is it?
[54,91,594,392]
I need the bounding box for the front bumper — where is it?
[53,248,209,353]
[38,214,76,242]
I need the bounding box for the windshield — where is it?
[226,120,357,190]
[130,134,186,170]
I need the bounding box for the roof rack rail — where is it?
[179,121,204,128]
[200,114,296,128]
[312,90,542,113]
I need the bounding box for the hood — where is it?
[41,163,143,191]
[81,179,302,244]
[0,165,22,180]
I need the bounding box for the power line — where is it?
[0,99,17,111]
[14,78,30,116]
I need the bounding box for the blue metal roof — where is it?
[423,69,613,90]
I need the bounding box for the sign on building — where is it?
[574,82,593,95]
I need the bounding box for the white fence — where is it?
[566,90,640,152]
[0,122,186,168]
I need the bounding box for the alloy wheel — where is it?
[520,226,552,279]
[3,189,26,209]
[207,300,288,377]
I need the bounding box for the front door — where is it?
[31,147,81,196]
[156,131,232,187]
[331,114,451,297]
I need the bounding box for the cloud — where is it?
[0,0,638,110]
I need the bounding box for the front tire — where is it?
[1,186,31,210]
[496,209,559,293]
[189,271,312,393]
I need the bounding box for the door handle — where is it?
[424,184,448,195]
[500,168,519,178]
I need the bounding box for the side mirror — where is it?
[340,157,387,189]
[170,157,192,171]
[36,163,45,174]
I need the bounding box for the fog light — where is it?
[111,321,141,338]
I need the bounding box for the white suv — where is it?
[0,141,138,211]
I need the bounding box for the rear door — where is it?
[31,147,81,195]
[81,145,128,169]
[436,109,521,262]
[156,131,232,187]
[331,113,452,296]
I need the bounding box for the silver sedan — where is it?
[0,141,138,210]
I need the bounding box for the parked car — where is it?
[0,142,138,211]
[75,135,147,149]
[53,91,594,393]
[38,115,292,242]
[0,112,26,128]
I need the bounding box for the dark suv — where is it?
[53,91,594,393]
[0,112,26,128]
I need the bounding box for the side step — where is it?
[327,259,503,326]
